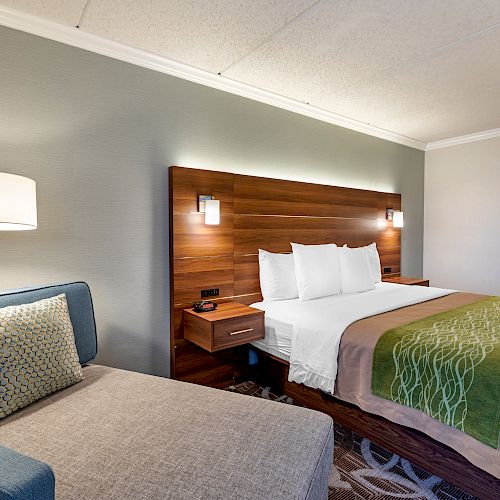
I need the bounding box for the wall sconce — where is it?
[205,199,220,225]
[198,195,220,225]
[392,211,404,228]
[0,173,37,230]
[386,208,404,228]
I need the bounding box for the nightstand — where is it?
[383,276,430,287]
[183,302,264,353]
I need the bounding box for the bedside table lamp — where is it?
[0,173,37,230]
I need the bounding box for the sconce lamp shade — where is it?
[0,173,37,230]
[204,199,220,225]
[393,211,404,228]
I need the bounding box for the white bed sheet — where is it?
[251,283,416,361]
[250,313,293,361]
[251,282,454,393]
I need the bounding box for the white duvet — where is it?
[253,282,453,394]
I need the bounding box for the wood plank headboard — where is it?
[169,166,401,386]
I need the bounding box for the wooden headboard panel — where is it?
[170,166,401,386]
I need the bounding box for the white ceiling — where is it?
[2,0,500,146]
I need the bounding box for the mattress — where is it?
[251,284,500,478]
[0,365,333,500]
[251,282,438,363]
[251,308,293,361]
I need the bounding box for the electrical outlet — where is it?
[201,288,219,298]
[383,267,392,274]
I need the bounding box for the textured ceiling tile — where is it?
[225,0,500,103]
[385,86,500,142]
[312,24,500,142]
[0,0,87,26]
[79,0,317,73]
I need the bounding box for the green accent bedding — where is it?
[372,297,500,448]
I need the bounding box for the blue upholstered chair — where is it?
[0,282,97,500]
[0,446,55,500]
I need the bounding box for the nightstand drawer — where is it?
[213,315,264,349]
[184,302,265,353]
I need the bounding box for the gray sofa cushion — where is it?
[0,445,55,500]
[0,283,97,365]
[0,365,333,500]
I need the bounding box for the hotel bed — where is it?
[251,282,500,480]
[169,166,499,498]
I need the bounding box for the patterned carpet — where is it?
[227,382,478,500]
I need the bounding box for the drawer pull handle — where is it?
[229,328,253,336]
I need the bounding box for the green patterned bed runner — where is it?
[372,297,500,448]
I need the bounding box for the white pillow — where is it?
[343,242,382,284]
[339,246,376,294]
[291,243,341,301]
[258,249,298,301]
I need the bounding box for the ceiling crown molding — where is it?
[426,128,500,151]
[0,5,427,150]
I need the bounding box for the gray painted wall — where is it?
[424,137,500,294]
[0,26,424,377]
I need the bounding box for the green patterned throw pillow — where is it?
[0,294,83,419]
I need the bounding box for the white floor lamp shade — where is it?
[0,173,37,230]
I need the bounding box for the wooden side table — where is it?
[183,302,264,353]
